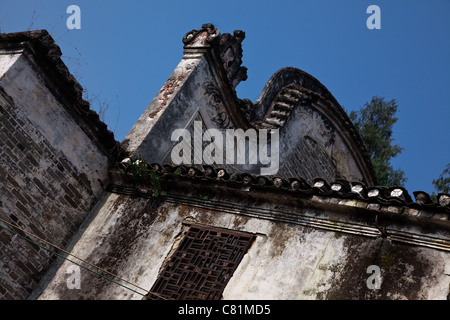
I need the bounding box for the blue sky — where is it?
[1,0,449,195]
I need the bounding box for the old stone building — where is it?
[0,25,449,300]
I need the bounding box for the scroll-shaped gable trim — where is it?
[248,67,339,121]
[241,67,377,186]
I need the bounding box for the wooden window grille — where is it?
[148,224,255,300]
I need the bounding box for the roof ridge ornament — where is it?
[182,24,247,89]
[182,23,220,48]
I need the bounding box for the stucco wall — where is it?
[33,189,450,300]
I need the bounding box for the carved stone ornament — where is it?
[182,23,220,47]
[202,81,231,129]
[297,106,336,148]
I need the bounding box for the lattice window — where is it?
[148,224,255,300]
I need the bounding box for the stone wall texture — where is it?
[32,184,450,300]
[0,51,110,299]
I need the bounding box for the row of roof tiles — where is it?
[118,160,450,212]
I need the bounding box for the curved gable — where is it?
[124,24,376,186]
[241,67,377,186]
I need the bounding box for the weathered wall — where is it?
[0,51,111,299]
[32,186,450,300]
[2,26,447,302]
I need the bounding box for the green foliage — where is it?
[122,157,167,197]
[432,163,450,194]
[349,96,407,187]
[127,157,149,186]
[149,169,166,197]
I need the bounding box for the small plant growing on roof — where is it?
[118,156,167,197]
[128,157,149,185]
